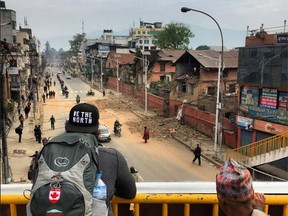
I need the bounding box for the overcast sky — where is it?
[4,0,288,50]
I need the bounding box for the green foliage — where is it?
[7,99,15,114]
[155,22,194,50]
[149,80,172,96]
[196,45,211,50]
[69,33,86,56]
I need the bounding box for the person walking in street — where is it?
[192,144,201,165]
[65,103,136,215]
[42,93,46,103]
[103,89,106,97]
[15,124,23,143]
[24,105,30,119]
[49,115,56,129]
[143,126,150,143]
[35,125,42,143]
[216,158,267,216]
[19,114,24,127]
[33,125,39,141]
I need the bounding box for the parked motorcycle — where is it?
[86,90,95,96]
[114,125,121,137]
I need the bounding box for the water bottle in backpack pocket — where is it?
[92,173,108,216]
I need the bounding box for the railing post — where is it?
[162,203,168,216]
[184,203,190,216]
[212,204,219,216]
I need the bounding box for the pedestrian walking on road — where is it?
[15,125,23,143]
[42,93,46,103]
[24,105,30,119]
[19,114,24,126]
[192,144,202,165]
[103,89,106,97]
[143,126,150,143]
[34,125,39,141]
[49,115,56,130]
[35,125,42,143]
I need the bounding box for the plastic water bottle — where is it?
[93,173,107,200]
[92,173,108,216]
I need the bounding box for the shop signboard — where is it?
[278,92,288,111]
[237,116,253,131]
[260,88,277,109]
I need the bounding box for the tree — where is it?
[69,33,86,56]
[44,41,53,63]
[155,22,194,50]
[196,45,211,50]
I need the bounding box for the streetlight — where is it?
[181,7,224,158]
[135,55,150,115]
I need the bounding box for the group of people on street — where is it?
[20,98,268,216]
[33,125,42,143]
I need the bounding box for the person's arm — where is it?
[252,192,265,211]
[114,151,137,199]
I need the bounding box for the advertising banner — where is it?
[260,88,277,109]
[7,67,19,75]
[278,92,288,111]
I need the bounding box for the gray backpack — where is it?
[26,132,107,216]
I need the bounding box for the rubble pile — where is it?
[93,95,211,145]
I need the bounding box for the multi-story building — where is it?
[128,21,162,51]
[237,31,288,145]
[236,30,288,177]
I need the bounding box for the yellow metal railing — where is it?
[225,131,288,163]
[1,193,288,216]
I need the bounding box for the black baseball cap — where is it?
[65,103,99,133]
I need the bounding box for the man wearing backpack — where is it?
[27,103,136,216]
[15,124,23,143]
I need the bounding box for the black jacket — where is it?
[98,147,136,216]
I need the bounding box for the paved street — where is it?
[5,66,227,183]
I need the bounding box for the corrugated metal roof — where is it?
[158,50,186,62]
[186,50,238,68]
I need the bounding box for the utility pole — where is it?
[0,0,10,184]
[0,55,10,184]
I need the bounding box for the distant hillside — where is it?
[41,25,246,51]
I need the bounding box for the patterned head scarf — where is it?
[216,158,254,202]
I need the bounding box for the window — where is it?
[139,40,143,44]
[144,46,149,50]
[207,87,216,96]
[144,40,149,44]
[160,63,165,72]
[223,69,228,77]
[142,31,146,34]
[228,84,236,93]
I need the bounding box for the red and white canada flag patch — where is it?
[49,188,62,204]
